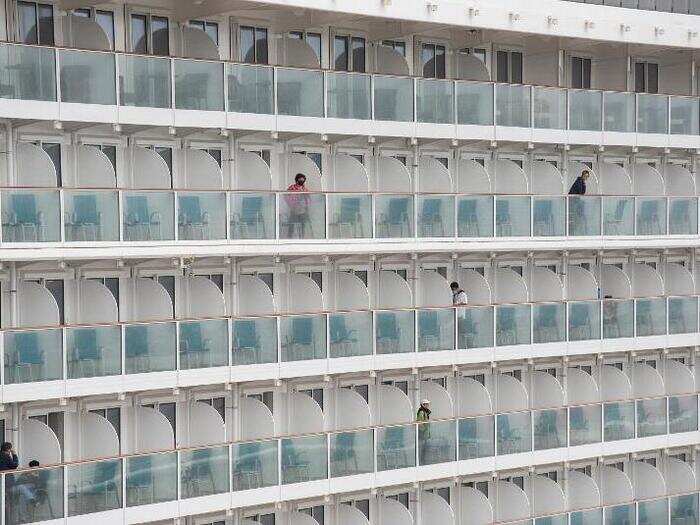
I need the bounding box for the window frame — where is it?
[129,11,170,56]
[71,6,115,49]
[238,24,269,65]
[332,30,367,73]
[494,47,524,84]
[16,0,55,45]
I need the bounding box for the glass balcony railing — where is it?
[1,297,698,387]
[0,190,697,243]
[4,393,700,522]
[2,43,700,143]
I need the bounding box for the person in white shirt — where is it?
[450,281,468,305]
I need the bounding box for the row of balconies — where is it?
[2,394,698,524]
[1,296,697,394]
[1,191,698,243]
[1,43,699,143]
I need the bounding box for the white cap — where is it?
[421,399,430,405]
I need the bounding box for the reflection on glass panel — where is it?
[497,412,532,455]
[174,60,223,111]
[605,504,635,525]
[533,303,565,344]
[280,315,326,362]
[5,465,64,525]
[536,514,568,525]
[418,420,456,465]
[671,96,700,135]
[457,196,493,237]
[671,494,699,525]
[327,72,370,120]
[670,198,698,235]
[571,509,603,525]
[636,298,667,337]
[418,195,454,237]
[637,398,667,437]
[604,402,635,441]
[118,55,171,108]
[329,194,372,239]
[66,326,121,379]
[570,90,603,131]
[638,499,668,525]
[603,300,633,339]
[418,308,454,352]
[569,404,602,446]
[64,191,119,242]
[636,198,667,235]
[230,193,275,240]
[497,305,531,346]
[232,317,278,366]
[179,319,228,370]
[125,453,177,507]
[604,92,635,132]
[569,301,601,341]
[177,192,227,240]
[281,435,327,484]
[638,94,669,134]
[533,197,565,237]
[568,196,601,236]
[458,306,494,349]
[496,196,530,237]
[180,446,230,498]
[533,87,566,129]
[123,192,175,241]
[279,192,326,239]
[456,81,493,125]
[4,329,62,384]
[330,430,373,477]
[603,197,634,235]
[417,79,453,124]
[2,190,61,242]
[376,310,415,355]
[377,424,416,471]
[376,195,414,238]
[458,416,494,459]
[0,43,56,102]
[277,68,324,117]
[124,322,177,374]
[329,311,372,358]
[59,50,116,105]
[669,297,698,335]
[227,63,273,114]
[232,440,278,491]
[67,459,122,516]
[496,84,530,127]
[373,75,414,122]
[533,409,567,450]
[669,395,698,434]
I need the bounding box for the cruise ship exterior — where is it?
[2,0,700,524]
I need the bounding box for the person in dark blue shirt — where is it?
[569,170,590,195]
[0,442,19,471]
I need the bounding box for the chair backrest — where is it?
[458,199,478,220]
[15,331,42,364]
[126,196,150,223]
[421,198,441,218]
[125,324,149,357]
[73,328,99,360]
[615,199,628,219]
[73,194,98,223]
[291,317,314,344]
[241,196,263,221]
[533,200,552,221]
[94,460,118,484]
[537,305,557,327]
[498,307,516,329]
[11,194,37,223]
[340,197,361,222]
[388,198,408,222]
[496,199,510,219]
[671,199,689,220]
[640,200,656,218]
[179,196,202,223]
[234,320,258,348]
[377,313,399,339]
[127,456,153,487]
[329,315,349,343]
[180,323,203,352]
[383,426,405,448]
[570,304,590,327]
[419,311,439,337]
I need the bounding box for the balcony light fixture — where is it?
[620,23,631,33]
[468,6,479,17]
[655,26,665,36]
[689,29,698,38]
[381,0,392,5]
[426,2,438,13]
[547,16,559,26]
[509,12,521,22]
[585,19,595,30]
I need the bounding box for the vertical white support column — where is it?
[411,253,419,308]
[9,261,17,328]
[5,121,14,186]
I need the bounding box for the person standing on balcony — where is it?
[285,173,310,237]
[451,282,468,305]
[417,399,432,462]
[0,442,19,471]
[569,170,590,195]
